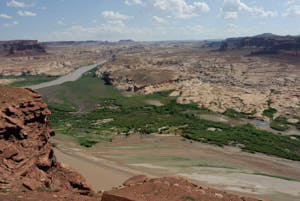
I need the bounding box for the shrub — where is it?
[270,121,289,131]
[262,107,277,119]
[77,137,98,148]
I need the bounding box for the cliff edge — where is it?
[0,87,93,197]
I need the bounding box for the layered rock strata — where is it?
[0,87,92,195]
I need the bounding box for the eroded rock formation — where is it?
[102,175,269,201]
[0,87,92,195]
[96,49,300,120]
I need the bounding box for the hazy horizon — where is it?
[1,0,300,42]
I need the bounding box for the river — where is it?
[27,61,106,90]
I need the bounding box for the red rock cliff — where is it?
[0,87,92,195]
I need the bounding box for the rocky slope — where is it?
[0,87,92,195]
[102,175,268,201]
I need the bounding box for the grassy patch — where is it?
[48,102,78,112]
[104,145,167,149]
[223,108,256,119]
[195,163,236,169]
[182,123,300,161]
[295,117,300,130]
[77,137,98,148]
[251,172,300,182]
[270,116,289,131]
[0,75,58,87]
[51,142,58,148]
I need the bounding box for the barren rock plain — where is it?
[0,41,127,83]
[96,42,300,120]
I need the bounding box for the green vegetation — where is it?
[251,172,300,182]
[135,155,192,162]
[295,117,300,130]
[195,164,236,169]
[291,135,300,140]
[183,123,300,160]
[263,107,277,120]
[51,142,58,148]
[0,74,58,87]
[46,68,300,160]
[223,108,256,119]
[262,93,277,119]
[182,195,196,201]
[77,137,99,148]
[270,116,289,131]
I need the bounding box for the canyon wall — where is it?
[0,40,46,57]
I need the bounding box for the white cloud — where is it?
[221,11,238,19]
[186,25,203,33]
[39,6,47,10]
[107,20,126,28]
[221,0,277,19]
[3,21,19,27]
[194,2,210,13]
[287,0,300,3]
[227,23,237,32]
[17,11,37,16]
[39,21,175,42]
[283,5,300,17]
[102,11,133,20]
[152,16,167,23]
[0,14,12,19]
[124,0,143,6]
[153,0,210,19]
[57,20,66,26]
[7,0,25,8]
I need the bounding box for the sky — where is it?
[0,0,300,42]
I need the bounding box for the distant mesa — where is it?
[118,39,135,43]
[41,40,135,46]
[0,40,46,57]
[254,33,278,38]
[42,40,112,46]
[218,33,300,56]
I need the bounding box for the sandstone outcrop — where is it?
[96,48,300,120]
[102,175,269,201]
[0,87,92,195]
